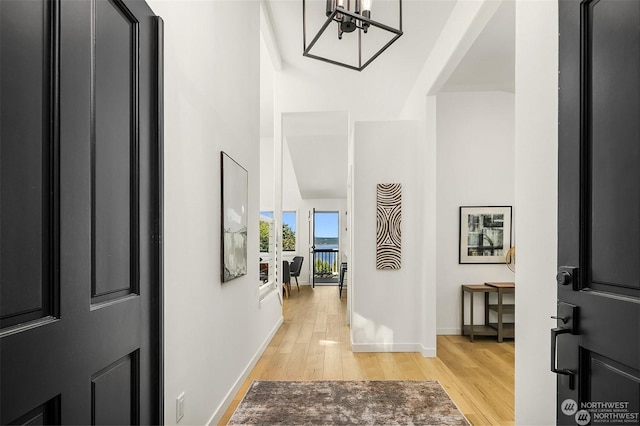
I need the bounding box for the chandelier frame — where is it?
[302,0,403,72]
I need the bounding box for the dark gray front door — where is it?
[557,0,640,425]
[0,0,163,423]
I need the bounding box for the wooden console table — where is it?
[461,282,515,342]
[484,282,515,342]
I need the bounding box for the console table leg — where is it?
[469,292,475,342]
[461,287,465,337]
[497,289,504,343]
[484,292,490,326]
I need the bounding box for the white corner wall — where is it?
[435,91,515,334]
[514,1,558,425]
[352,120,434,355]
[147,1,283,424]
[259,137,275,211]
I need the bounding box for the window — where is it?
[313,211,340,283]
[282,211,296,252]
[259,211,274,252]
[258,212,275,300]
[314,211,339,249]
[259,210,296,252]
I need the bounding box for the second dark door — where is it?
[0,0,163,423]
[557,0,640,425]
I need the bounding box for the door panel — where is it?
[0,0,162,423]
[93,0,138,302]
[587,352,639,407]
[557,0,640,425]
[8,396,61,426]
[0,0,56,329]
[91,351,139,425]
[589,0,640,292]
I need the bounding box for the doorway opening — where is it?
[312,211,340,286]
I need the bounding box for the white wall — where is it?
[148,1,283,424]
[435,91,515,334]
[259,135,300,210]
[259,136,276,211]
[514,1,558,424]
[352,120,434,355]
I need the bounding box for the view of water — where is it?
[315,244,338,250]
[315,237,339,250]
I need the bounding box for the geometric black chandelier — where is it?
[303,0,403,71]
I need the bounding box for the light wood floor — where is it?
[220,285,514,425]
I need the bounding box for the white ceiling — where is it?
[283,111,349,199]
[441,1,515,93]
[262,0,515,200]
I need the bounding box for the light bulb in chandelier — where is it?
[360,0,372,32]
[326,0,372,37]
[338,0,356,34]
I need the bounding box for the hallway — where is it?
[220,286,514,425]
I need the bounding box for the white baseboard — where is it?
[207,315,284,426]
[350,341,436,358]
[420,346,437,358]
[437,328,461,335]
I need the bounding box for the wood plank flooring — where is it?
[219,285,514,425]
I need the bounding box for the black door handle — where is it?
[551,316,568,324]
[551,326,575,389]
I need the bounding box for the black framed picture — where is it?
[221,152,248,282]
[459,206,512,264]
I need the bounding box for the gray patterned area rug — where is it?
[228,380,470,425]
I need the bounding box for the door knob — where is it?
[557,266,579,290]
[556,271,571,286]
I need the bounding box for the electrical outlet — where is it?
[176,392,185,423]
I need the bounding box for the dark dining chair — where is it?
[339,262,347,298]
[282,260,291,299]
[289,256,304,292]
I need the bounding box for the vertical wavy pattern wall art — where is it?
[376,183,402,269]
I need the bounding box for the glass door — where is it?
[313,211,340,285]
